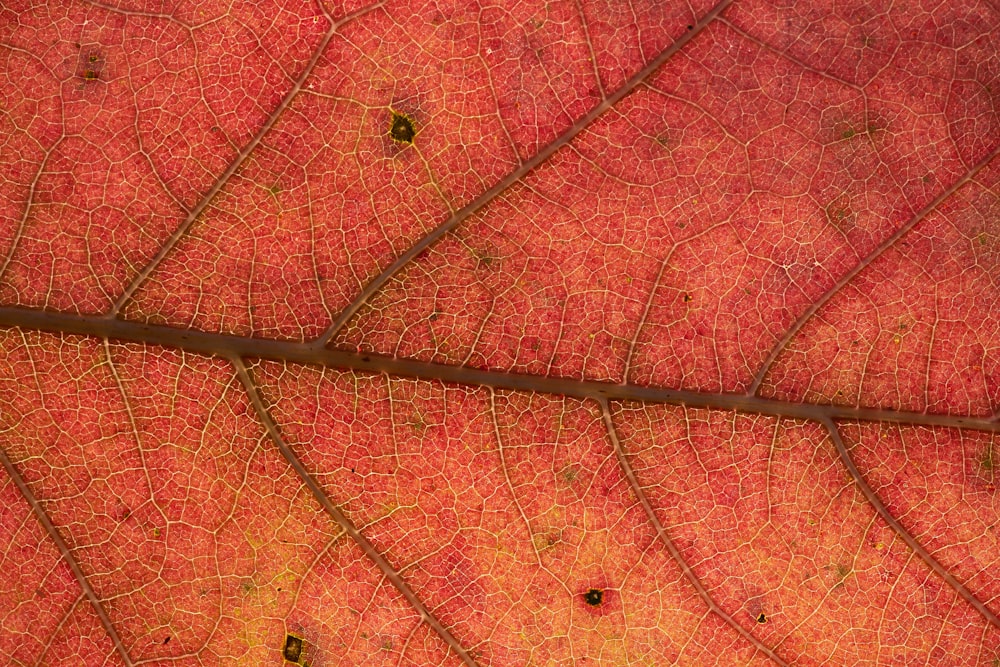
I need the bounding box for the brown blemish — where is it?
[389,111,416,144]
[77,47,106,82]
[577,582,616,616]
[283,634,303,663]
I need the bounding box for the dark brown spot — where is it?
[584,588,603,606]
[560,466,578,484]
[756,612,767,623]
[980,445,995,472]
[77,48,105,82]
[283,634,303,662]
[389,112,416,144]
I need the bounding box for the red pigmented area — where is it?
[0,0,999,665]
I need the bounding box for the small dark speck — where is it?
[584,588,603,606]
[163,636,171,644]
[362,356,370,362]
[756,612,767,623]
[687,25,694,30]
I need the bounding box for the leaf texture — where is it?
[0,0,998,665]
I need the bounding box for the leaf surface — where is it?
[0,0,998,665]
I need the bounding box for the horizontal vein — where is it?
[315,0,734,345]
[1,308,997,434]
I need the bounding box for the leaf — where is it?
[0,0,998,665]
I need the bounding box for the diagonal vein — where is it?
[598,398,789,666]
[107,1,385,317]
[0,444,135,667]
[230,356,481,667]
[315,0,734,346]
[749,143,1000,395]
[819,416,1000,629]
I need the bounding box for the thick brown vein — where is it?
[0,307,997,434]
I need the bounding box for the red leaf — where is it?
[1,0,998,664]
